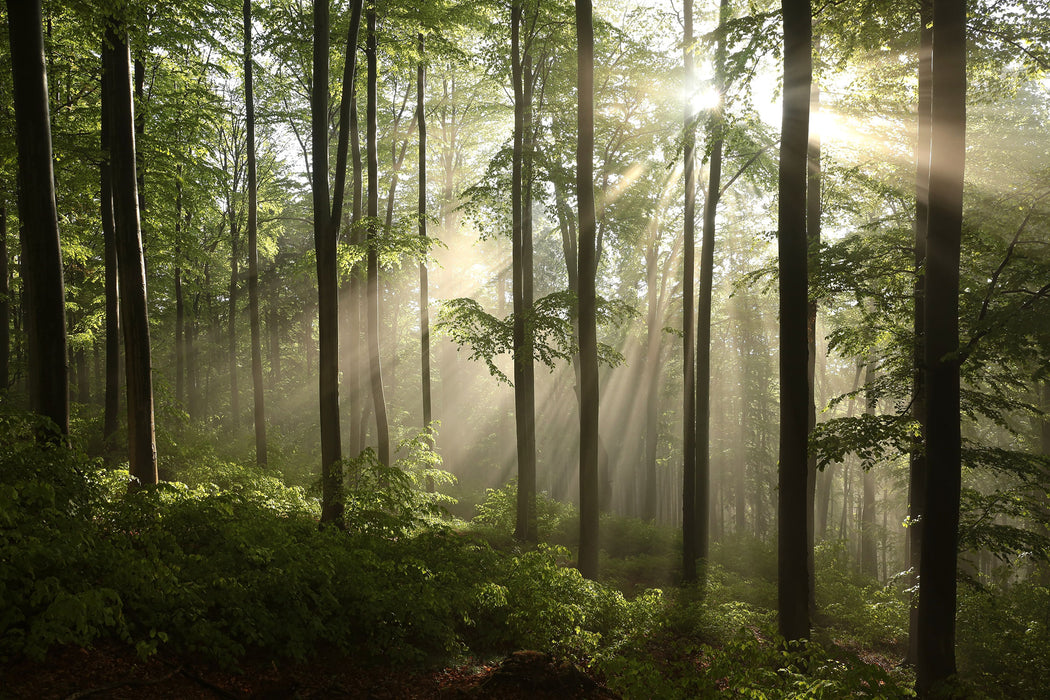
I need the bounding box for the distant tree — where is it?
[777,0,812,642]
[103,8,158,485]
[100,57,121,448]
[681,0,698,585]
[244,0,268,467]
[366,6,391,466]
[916,0,967,693]
[418,31,434,489]
[6,0,69,440]
[576,0,599,581]
[0,202,8,393]
[695,0,731,578]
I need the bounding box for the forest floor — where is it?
[0,642,621,699]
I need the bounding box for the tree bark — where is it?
[916,0,966,692]
[418,32,434,489]
[907,0,932,667]
[104,14,157,485]
[7,0,69,440]
[777,0,812,642]
[696,0,730,574]
[511,1,537,543]
[244,0,268,466]
[806,40,822,616]
[861,361,879,579]
[366,7,390,466]
[681,0,698,585]
[576,0,599,581]
[0,204,9,392]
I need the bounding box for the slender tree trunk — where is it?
[681,0,698,585]
[348,93,364,457]
[916,0,966,692]
[511,2,537,543]
[644,240,660,523]
[7,0,69,440]
[907,0,933,666]
[0,203,9,392]
[806,44,822,616]
[777,0,812,642]
[104,15,157,485]
[133,57,146,217]
[366,7,390,466]
[418,33,434,488]
[244,0,267,466]
[695,0,730,574]
[229,209,240,425]
[174,166,185,410]
[576,0,599,581]
[861,361,879,578]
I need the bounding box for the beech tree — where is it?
[6,0,69,440]
[917,0,967,692]
[103,6,158,485]
[576,0,599,581]
[777,0,812,642]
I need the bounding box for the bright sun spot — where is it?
[688,86,722,115]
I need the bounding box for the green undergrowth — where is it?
[0,410,1043,698]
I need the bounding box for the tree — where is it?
[366,5,391,467]
[103,8,158,485]
[6,0,69,440]
[916,0,966,692]
[314,0,364,523]
[777,0,812,642]
[244,0,268,467]
[100,54,121,448]
[907,0,933,666]
[696,0,731,578]
[681,0,698,585]
[576,0,599,581]
[418,30,434,489]
[511,0,538,544]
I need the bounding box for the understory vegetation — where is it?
[3,410,1046,699]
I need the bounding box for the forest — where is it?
[1,0,1048,697]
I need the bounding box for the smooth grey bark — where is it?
[805,42,822,616]
[418,32,434,491]
[366,7,391,466]
[861,361,879,579]
[244,0,267,466]
[695,0,731,574]
[681,0,698,585]
[576,0,599,581]
[916,0,966,693]
[511,0,537,544]
[7,0,69,439]
[104,15,157,485]
[777,0,812,642]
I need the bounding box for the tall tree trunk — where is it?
[133,57,146,217]
[229,209,240,425]
[777,0,812,642]
[695,0,730,574]
[174,169,185,409]
[861,361,879,578]
[681,0,698,585]
[806,39,822,616]
[644,240,660,523]
[366,7,390,466]
[418,32,434,487]
[104,14,157,485]
[348,92,364,457]
[576,0,599,581]
[511,2,537,543]
[916,0,966,693]
[244,0,267,466]
[907,0,933,667]
[7,0,69,440]
[0,203,9,392]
